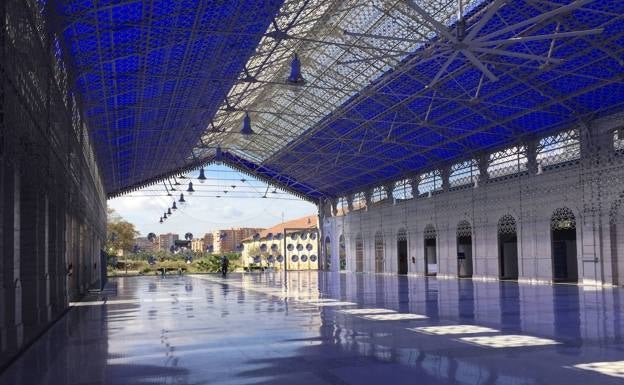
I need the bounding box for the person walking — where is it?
[221,255,229,278]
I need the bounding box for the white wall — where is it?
[323,149,624,285]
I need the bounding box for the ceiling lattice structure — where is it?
[54,0,284,193]
[54,0,624,200]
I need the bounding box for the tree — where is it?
[106,208,139,253]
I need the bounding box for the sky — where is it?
[107,164,317,237]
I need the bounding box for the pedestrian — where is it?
[221,255,229,278]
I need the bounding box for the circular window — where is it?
[296,244,304,251]
[301,255,308,262]
[253,233,260,241]
[267,233,273,240]
[275,233,283,240]
[301,232,308,240]
[271,244,278,251]
[253,255,261,263]
[291,255,299,262]
[267,255,275,263]
[287,244,294,251]
[260,244,267,252]
[310,255,317,262]
[306,243,313,251]
[290,232,299,240]
[276,255,284,263]
[310,233,317,240]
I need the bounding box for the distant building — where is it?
[242,215,319,270]
[159,233,179,252]
[135,236,157,252]
[213,228,264,253]
[191,238,204,252]
[202,233,214,251]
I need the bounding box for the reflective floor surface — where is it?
[1,272,623,384]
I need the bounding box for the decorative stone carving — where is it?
[497,214,517,235]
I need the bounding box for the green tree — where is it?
[106,208,139,253]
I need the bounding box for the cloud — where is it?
[222,206,243,219]
[105,164,318,237]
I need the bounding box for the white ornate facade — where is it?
[321,115,624,286]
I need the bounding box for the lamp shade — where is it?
[241,113,254,135]
[198,168,206,183]
[215,145,223,163]
[287,53,305,84]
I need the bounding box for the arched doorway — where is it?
[498,214,518,280]
[324,236,331,271]
[456,220,473,278]
[610,201,624,286]
[424,224,437,276]
[374,231,384,273]
[551,207,578,282]
[339,234,346,271]
[397,229,408,275]
[355,233,364,272]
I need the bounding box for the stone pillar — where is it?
[364,189,372,207]
[409,178,419,197]
[526,139,538,174]
[384,183,394,202]
[578,123,612,284]
[1,164,23,354]
[20,171,45,339]
[477,153,489,185]
[331,222,341,272]
[440,166,451,192]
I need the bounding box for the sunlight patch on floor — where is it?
[459,335,559,348]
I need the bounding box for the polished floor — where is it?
[1,272,623,385]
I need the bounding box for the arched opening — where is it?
[424,224,437,276]
[456,220,473,278]
[551,207,578,282]
[610,201,624,286]
[324,236,331,271]
[339,234,346,271]
[355,234,364,273]
[498,214,518,280]
[397,229,408,275]
[374,231,384,273]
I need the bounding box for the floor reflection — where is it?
[0,272,623,385]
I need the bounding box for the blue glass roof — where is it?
[56,0,624,201]
[255,0,624,197]
[56,0,283,194]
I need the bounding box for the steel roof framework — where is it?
[53,0,624,200]
[54,0,284,193]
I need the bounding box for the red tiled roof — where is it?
[242,215,318,242]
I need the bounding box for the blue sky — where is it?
[108,164,317,237]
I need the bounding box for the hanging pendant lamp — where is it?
[198,168,206,183]
[215,145,223,163]
[287,53,305,84]
[241,113,254,136]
